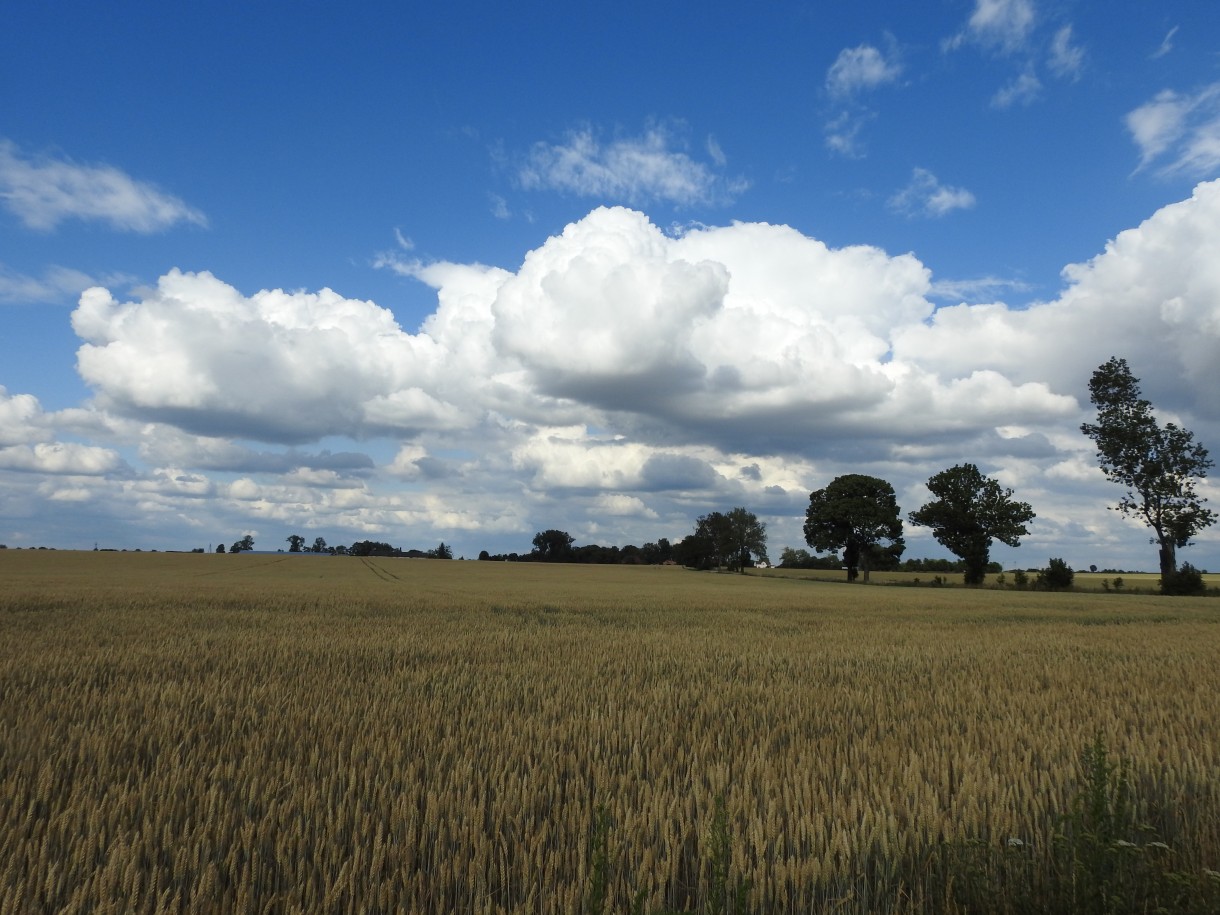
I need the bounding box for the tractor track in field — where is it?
[194,556,293,577]
[360,557,402,582]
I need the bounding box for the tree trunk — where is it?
[1159,541,1176,585]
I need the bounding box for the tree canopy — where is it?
[677,508,767,572]
[908,464,1034,585]
[229,534,255,553]
[531,529,575,562]
[804,474,904,582]
[1081,357,1215,592]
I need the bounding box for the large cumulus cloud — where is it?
[892,179,1220,421]
[72,270,465,443]
[49,183,1220,564]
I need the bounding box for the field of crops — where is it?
[2,551,1218,913]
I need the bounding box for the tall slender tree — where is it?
[1081,357,1215,590]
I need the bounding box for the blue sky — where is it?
[2,0,1219,569]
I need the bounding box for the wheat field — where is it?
[1,550,1217,913]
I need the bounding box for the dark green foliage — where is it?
[229,534,255,553]
[804,474,905,583]
[705,794,752,915]
[908,464,1035,585]
[347,539,401,557]
[585,804,612,915]
[1082,358,1216,590]
[942,735,1220,915]
[1162,562,1205,596]
[777,546,843,569]
[286,534,305,552]
[1040,557,1074,590]
[679,509,767,572]
[531,529,575,561]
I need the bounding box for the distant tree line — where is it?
[479,532,676,565]
[777,547,1001,576]
[202,357,1214,595]
[217,535,454,560]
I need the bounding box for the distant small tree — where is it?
[230,534,255,553]
[1040,557,1074,590]
[429,542,453,559]
[216,543,226,554]
[531,529,575,562]
[311,536,327,554]
[478,550,491,561]
[908,464,1035,586]
[287,534,305,553]
[723,507,767,573]
[684,508,766,572]
[804,474,904,583]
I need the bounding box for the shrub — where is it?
[1162,563,1205,596]
[1040,557,1074,590]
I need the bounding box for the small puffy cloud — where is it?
[0,442,123,475]
[825,44,902,98]
[516,125,746,206]
[946,0,1036,55]
[889,169,977,217]
[1125,83,1220,176]
[0,139,207,232]
[1047,25,1084,79]
[489,193,511,220]
[821,42,899,158]
[991,68,1042,108]
[0,386,47,446]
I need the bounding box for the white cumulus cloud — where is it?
[71,270,471,443]
[826,44,902,98]
[39,181,1220,566]
[0,442,123,475]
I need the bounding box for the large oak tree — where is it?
[908,464,1034,585]
[803,474,904,582]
